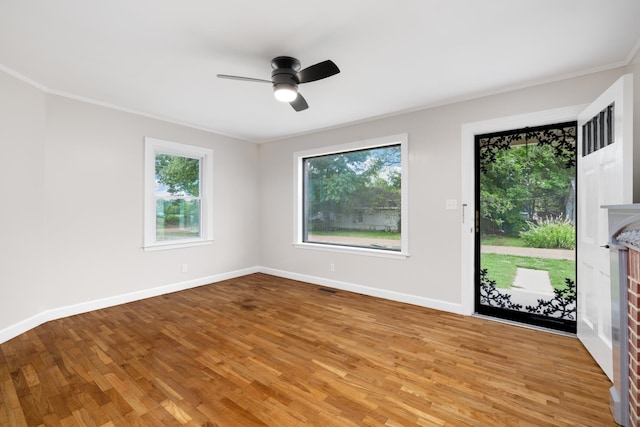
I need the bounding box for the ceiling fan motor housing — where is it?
[271,56,301,87]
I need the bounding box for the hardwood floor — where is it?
[0,273,616,426]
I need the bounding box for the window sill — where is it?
[143,239,214,252]
[293,242,409,260]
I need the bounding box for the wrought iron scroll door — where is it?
[475,122,577,333]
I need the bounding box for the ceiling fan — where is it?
[217,56,340,112]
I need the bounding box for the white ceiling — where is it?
[2,1,640,143]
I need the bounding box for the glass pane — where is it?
[304,145,401,251]
[477,123,577,331]
[155,154,200,197]
[154,152,202,242]
[156,199,201,241]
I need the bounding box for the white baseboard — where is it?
[0,265,464,344]
[259,267,465,315]
[0,266,260,344]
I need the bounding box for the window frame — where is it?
[144,137,214,251]
[293,134,409,259]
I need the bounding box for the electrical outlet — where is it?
[182,263,188,273]
[446,199,457,210]
[330,263,335,272]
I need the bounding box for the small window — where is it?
[144,137,213,251]
[294,134,408,257]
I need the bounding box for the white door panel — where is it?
[577,74,633,381]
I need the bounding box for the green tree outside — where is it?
[155,154,200,196]
[480,143,575,237]
[305,145,401,232]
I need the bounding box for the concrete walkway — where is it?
[513,268,554,293]
[508,268,555,307]
[481,245,573,308]
[481,245,574,260]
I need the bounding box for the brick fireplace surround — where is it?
[607,205,640,426]
[628,247,640,426]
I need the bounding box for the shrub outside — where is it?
[520,217,576,250]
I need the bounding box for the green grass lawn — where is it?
[481,235,527,247]
[481,253,575,291]
[309,230,400,240]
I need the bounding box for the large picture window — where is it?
[295,134,408,257]
[144,137,213,251]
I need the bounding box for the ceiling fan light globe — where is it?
[274,84,297,103]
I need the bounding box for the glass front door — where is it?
[475,122,577,333]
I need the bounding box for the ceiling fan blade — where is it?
[290,93,309,111]
[216,74,272,84]
[297,60,340,84]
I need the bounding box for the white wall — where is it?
[0,71,47,330]
[258,67,629,312]
[628,49,640,202]
[0,70,260,340]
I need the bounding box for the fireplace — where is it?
[627,247,640,426]
[607,204,640,426]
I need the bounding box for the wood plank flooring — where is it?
[0,273,616,426]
